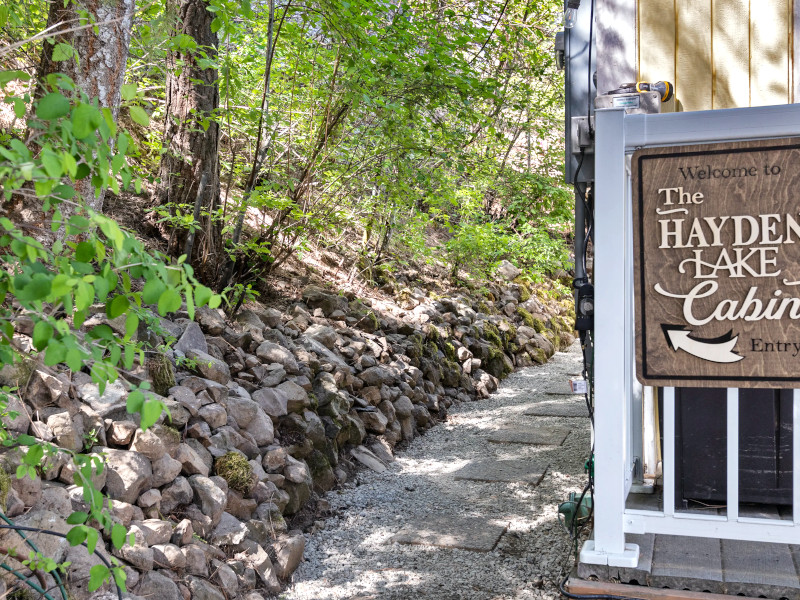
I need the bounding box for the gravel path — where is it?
[281,342,591,600]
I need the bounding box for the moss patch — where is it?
[516,307,536,328]
[482,322,504,349]
[476,301,495,315]
[0,467,10,511]
[513,278,532,302]
[529,348,548,365]
[147,352,175,397]
[215,452,256,494]
[531,318,546,334]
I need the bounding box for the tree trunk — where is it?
[35,0,135,215]
[159,0,222,282]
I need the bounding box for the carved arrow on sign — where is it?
[661,325,744,364]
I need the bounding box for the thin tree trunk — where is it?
[159,0,222,281]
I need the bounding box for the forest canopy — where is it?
[1,0,571,295]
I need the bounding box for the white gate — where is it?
[581,104,800,567]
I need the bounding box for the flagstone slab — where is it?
[453,459,548,485]
[524,402,588,418]
[487,425,570,446]
[389,515,508,552]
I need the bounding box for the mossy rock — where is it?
[408,334,424,358]
[513,278,532,302]
[443,341,457,362]
[532,318,546,334]
[424,341,440,359]
[516,307,536,328]
[475,301,494,314]
[548,318,562,334]
[560,332,575,348]
[485,351,513,379]
[306,450,336,493]
[544,329,561,352]
[215,452,256,494]
[529,348,548,365]
[482,323,503,349]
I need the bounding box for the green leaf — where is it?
[142,279,165,305]
[72,102,102,138]
[32,320,53,351]
[107,294,130,319]
[68,214,90,232]
[194,284,212,307]
[41,149,63,179]
[157,288,181,316]
[129,106,149,127]
[88,564,109,592]
[16,273,52,302]
[120,83,137,101]
[36,92,70,120]
[86,527,99,554]
[65,348,84,372]
[126,389,144,414]
[111,566,127,590]
[44,340,67,366]
[74,280,94,311]
[94,272,110,302]
[111,523,127,549]
[51,42,74,62]
[124,312,139,340]
[140,399,163,430]
[75,241,95,262]
[66,511,89,525]
[66,525,87,547]
[23,444,43,465]
[87,324,114,341]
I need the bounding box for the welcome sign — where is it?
[633,138,800,388]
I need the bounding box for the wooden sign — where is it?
[633,138,800,388]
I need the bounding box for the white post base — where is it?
[579,540,640,567]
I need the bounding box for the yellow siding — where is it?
[637,0,794,110]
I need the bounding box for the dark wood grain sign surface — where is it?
[633,138,800,388]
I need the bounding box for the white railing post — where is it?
[580,107,639,568]
[727,389,739,521]
[793,390,800,525]
[663,387,676,517]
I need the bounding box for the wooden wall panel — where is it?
[676,0,712,111]
[750,0,791,106]
[637,0,675,91]
[636,0,795,110]
[711,0,750,108]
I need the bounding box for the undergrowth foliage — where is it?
[0,70,221,595]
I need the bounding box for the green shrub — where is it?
[215,452,256,493]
